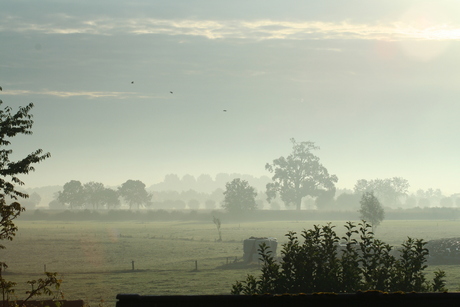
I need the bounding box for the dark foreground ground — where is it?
[116,292,460,307]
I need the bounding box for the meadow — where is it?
[2,218,460,306]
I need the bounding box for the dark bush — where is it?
[232,221,446,294]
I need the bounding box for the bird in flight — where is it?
[223,110,227,112]
[131,81,134,84]
[170,91,173,94]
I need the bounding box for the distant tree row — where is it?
[52,180,268,211]
[47,139,458,212]
[47,179,459,212]
[150,173,271,194]
[406,188,460,208]
[150,188,225,210]
[52,181,225,211]
[54,179,151,210]
[50,180,459,215]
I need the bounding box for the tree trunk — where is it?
[295,198,302,210]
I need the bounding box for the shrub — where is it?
[232,221,446,294]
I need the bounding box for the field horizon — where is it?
[2,219,460,306]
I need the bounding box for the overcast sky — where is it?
[1,1,459,195]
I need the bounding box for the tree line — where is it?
[55,179,151,210]
[41,180,458,212]
[46,138,458,212]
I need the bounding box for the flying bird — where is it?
[170,91,173,94]
[223,110,227,112]
[131,81,134,84]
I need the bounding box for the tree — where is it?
[354,177,409,207]
[181,174,197,190]
[16,192,41,210]
[416,188,443,207]
[83,181,105,210]
[172,199,186,210]
[440,197,453,207]
[266,138,338,210]
[269,200,281,210]
[101,187,120,209]
[204,199,216,210]
[188,199,200,210]
[358,192,385,230]
[48,199,66,210]
[197,174,215,193]
[0,87,60,305]
[57,180,85,209]
[404,196,417,208]
[315,188,336,209]
[213,216,222,241]
[232,221,446,295]
[210,188,224,204]
[0,101,50,199]
[222,178,257,215]
[118,180,152,210]
[335,192,361,210]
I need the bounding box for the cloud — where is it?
[1,89,158,99]
[2,14,460,41]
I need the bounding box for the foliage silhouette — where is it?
[118,180,152,210]
[58,180,85,209]
[354,177,409,207]
[265,138,337,210]
[232,221,445,294]
[222,178,257,215]
[0,87,61,306]
[358,192,385,230]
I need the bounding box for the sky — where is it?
[1,1,460,195]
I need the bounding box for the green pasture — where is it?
[2,219,460,306]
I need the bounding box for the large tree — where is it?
[118,180,152,210]
[222,178,257,215]
[83,181,106,210]
[101,187,121,210]
[0,100,50,200]
[0,96,51,241]
[266,138,338,210]
[0,86,60,304]
[354,177,409,207]
[335,192,361,210]
[57,180,85,209]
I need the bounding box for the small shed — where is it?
[243,236,278,263]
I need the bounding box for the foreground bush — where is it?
[232,221,446,294]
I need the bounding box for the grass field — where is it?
[2,219,460,306]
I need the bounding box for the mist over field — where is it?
[3,219,460,306]
[18,172,459,213]
[3,1,460,305]
[1,1,460,195]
